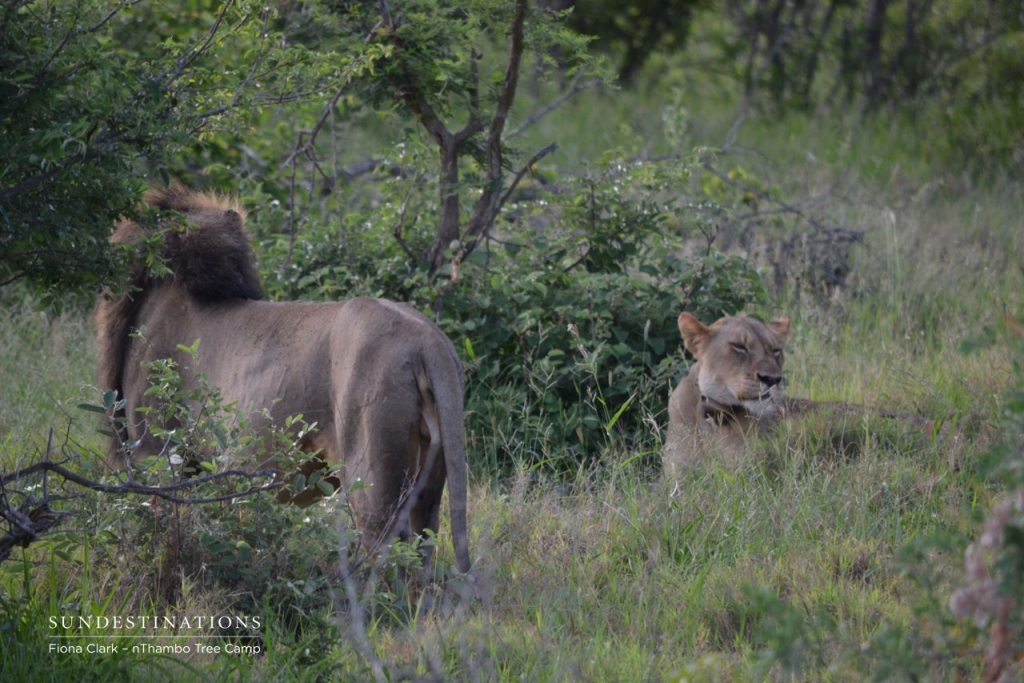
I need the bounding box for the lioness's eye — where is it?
[730,343,748,354]
[773,349,783,360]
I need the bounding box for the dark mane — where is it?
[96,182,264,457]
[144,182,264,303]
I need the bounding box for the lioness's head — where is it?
[678,312,791,418]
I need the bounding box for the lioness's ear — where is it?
[678,312,710,359]
[769,316,791,342]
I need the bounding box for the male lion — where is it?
[96,183,471,573]
[664,311,941,477]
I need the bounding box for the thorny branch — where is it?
[0,458,284,565]
[1,460,283,501]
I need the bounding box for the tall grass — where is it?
[0,292,99,469]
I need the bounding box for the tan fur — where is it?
[96,183,471,573]
[664,312,942,478]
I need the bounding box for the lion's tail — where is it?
[420,345,471,574]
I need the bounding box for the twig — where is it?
[2,460,283,502]
[700,161,835,235]
[330,105,349,250]
[165,0,235,89]
[0,502,69,564]
[87,0,145,34]
[229,5,273,109]
[337,531,387,682]
[509,71,600,139]
[0,453,284,565]
[496,142,559,211]
[391,172,420,264]
[0,272,28,288]
[0,166,64,203]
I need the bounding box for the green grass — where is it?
[0,293,99,466]
[2,75,1021,679]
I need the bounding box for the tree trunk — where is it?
[429,131,460,274]
[864,0,891,109]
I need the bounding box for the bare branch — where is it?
[330,105,349,251]
[496,142,559,211]
[0,165,64,203]
[1,460,283,502]
[337,528,387,683]
[457,0,531,259]
[699,159,836,235]
[0,457,285,564]
[485,0,528,172]
[87,0,145,34]
[0,502,69,564]
[509,71,600,140]
[0,271,28,288]
[721,111,747,153]
[456,50,484,144]
[305,85,350,155]
[285,131,305,269]
[377,0,394,30]
[391,173,421,265]
[469,50,481,117]
[36,27,74,77]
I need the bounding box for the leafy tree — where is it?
[289,0,596,274]
[0,0,328,296]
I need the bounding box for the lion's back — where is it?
[331,297,460,369]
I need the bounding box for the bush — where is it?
[250,152,768,476]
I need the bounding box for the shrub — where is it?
[251,153,768,476]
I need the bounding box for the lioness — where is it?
[96,183,471,573]
[664,311,940,476]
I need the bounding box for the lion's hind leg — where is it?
[276,432,340,507]
[390,370,447,569]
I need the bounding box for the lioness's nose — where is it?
[758,374,782,388]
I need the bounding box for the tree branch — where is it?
[162,0,235,89]
[391,173,420,265]
[0,166,65,203]
[458,0,530,258]
[485,0,528,174]
[87,0,145,34]
[0,501,69,565]
[509,70,600,140]
[0,459,285,564]
[496,142,559,211]
[456,49,482,144]
[1,460,283,502]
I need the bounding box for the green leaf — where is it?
[605,393,636,433]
